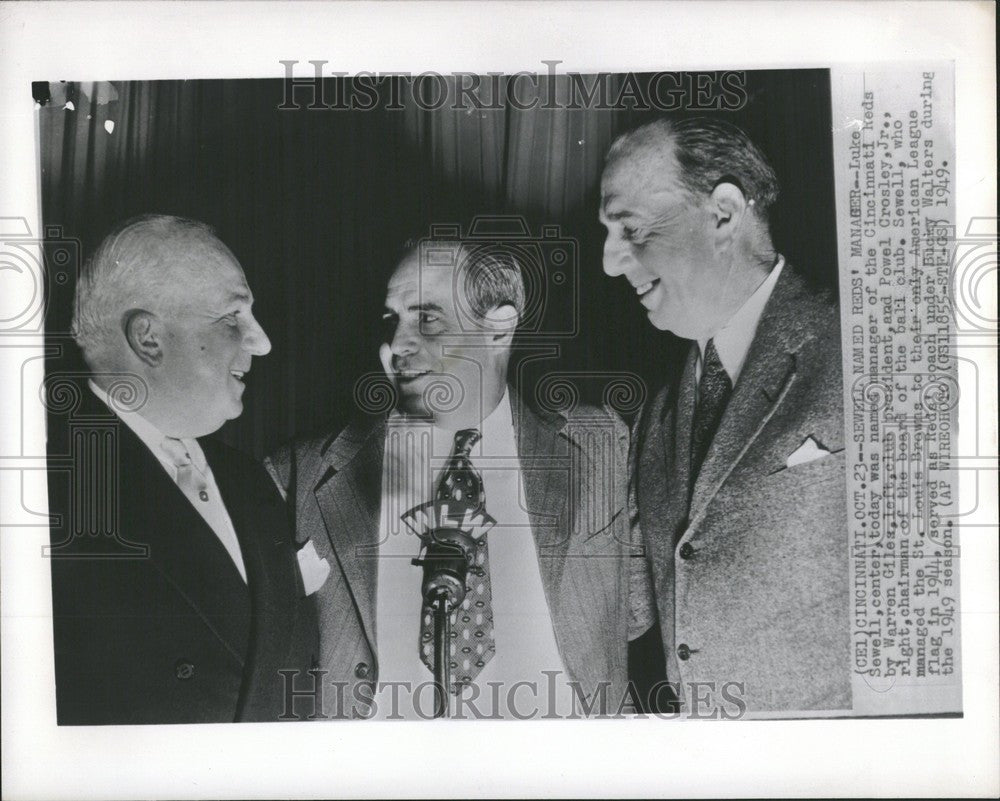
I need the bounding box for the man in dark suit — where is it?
[266,239,648,719]
[47,214,317,725]
[600,118,850,713]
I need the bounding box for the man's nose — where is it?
[242,314,272,356]
[390,322,419,358]
[602,234,630,277]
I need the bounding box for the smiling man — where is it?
[267,238,646,719]
[47,214,317,724]
[601,117,850,713]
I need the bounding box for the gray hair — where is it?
[398,238,526,324]
[71,214,224,366]
[607,116,780,219]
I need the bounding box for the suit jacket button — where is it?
[175,659,195,680]
[679,543,695,560]
[354,661,370,679]
[677,644,691,661]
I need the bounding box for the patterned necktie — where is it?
[160,436,210,502]
[419,428,495,689]
[690,339,733,484]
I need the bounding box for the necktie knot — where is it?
[160,436,193,468]
[160,436,208,499]
[703,339,727,378]
[452,428,481,459]
[436,428,484,508]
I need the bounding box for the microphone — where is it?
[403,499,496,609]
[412,526,477,608]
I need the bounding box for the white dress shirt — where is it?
[373,390,573,719]
[696,255,785,387]
[88,380,247,583]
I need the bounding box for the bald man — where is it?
[47,214,317,724]
[600,118,850,713]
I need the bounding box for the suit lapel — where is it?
[688,267,812,526]
[313,418,385,656]
[116,425,251,666]
[203,439,297,718]
[638,347,696,570]
[673,345,698,508]
[512,393,571,601]
[513,391,621,690]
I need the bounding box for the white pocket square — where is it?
[786,436,831,468]
[296,540,331,596]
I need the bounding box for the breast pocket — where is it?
[761,449,846,492]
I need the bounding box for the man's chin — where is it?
[647,309,705,340]
[647,308,678,334]
[394,392,432,420]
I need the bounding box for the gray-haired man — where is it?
[48,214,317,724]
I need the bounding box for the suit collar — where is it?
[697,255,786,386]
[319,415,385,475]
[688,265,819,524]
[313,416,384,653]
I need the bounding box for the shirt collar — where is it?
[479,388,513,451]
[87,379,207,474]
[698,255,785,384]
[387,387,514,458]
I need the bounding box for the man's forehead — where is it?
[386,254,458,303]
[172,243,250,301]
[602,142,682,205]
[601,176,685,219]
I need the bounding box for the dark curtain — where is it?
[40,70,836,458]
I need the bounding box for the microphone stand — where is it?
[429,590,452,719]
[412,528,475,718]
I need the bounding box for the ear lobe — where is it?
[484,303,518,344]
[123,309,163,367]
[378,342,394,379]
[710,181,748,230]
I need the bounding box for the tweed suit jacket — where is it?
[631,265,851,713]
[266,389,636,718]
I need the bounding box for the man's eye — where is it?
[622,225,641,242]
[419,313,440,325]
[224,312,240,325]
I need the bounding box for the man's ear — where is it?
[122,309,163,367]
[708,181,749,236]
[483,303,518,345]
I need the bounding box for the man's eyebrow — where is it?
[600,196,632,220]
[408,302,445,313]
[603,209,634,221]
[227,290,252,304]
